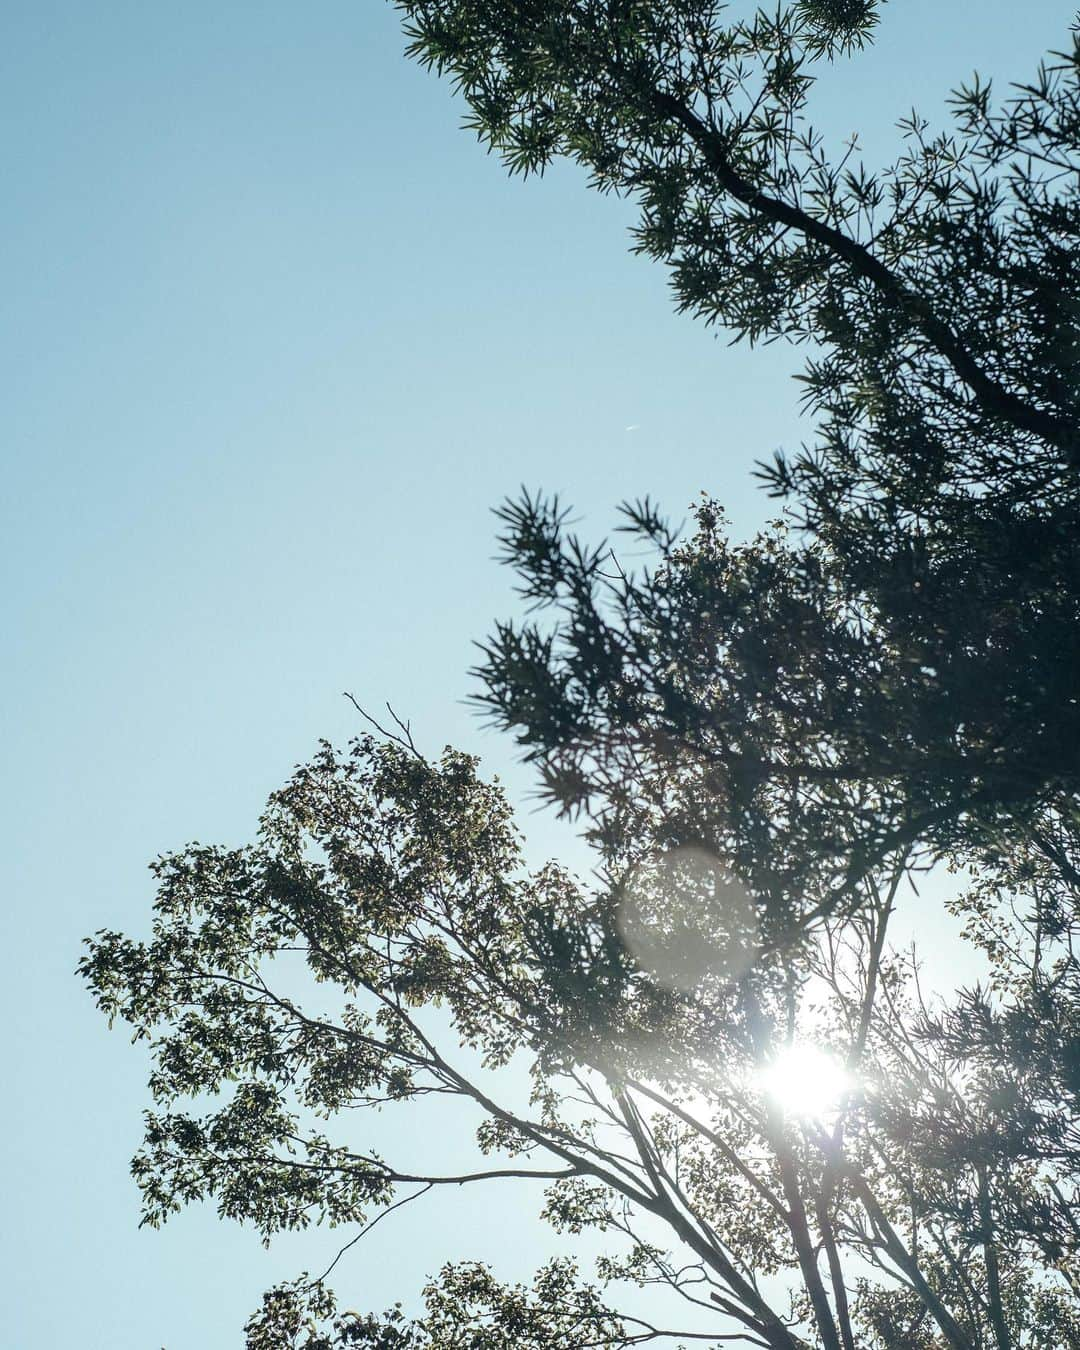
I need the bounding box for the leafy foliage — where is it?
[243,1261,626,1349]
[82,724,1080,1348]
[403,0,1080,868]
[83,2,1080,1346]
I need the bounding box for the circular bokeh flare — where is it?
[617,846,760,992]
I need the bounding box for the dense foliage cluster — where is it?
[84,3,1080,1346]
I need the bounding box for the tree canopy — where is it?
[83,3,1080,1347]
[401,0,1080,871]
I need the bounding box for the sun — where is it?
[757,1044,854,1120]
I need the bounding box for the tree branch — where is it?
[651,91,1075,460]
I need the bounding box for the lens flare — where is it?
[616,846,759,992]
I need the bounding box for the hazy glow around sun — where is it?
[757,1044,854,1120]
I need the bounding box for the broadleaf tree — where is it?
[83,3,1080,1347]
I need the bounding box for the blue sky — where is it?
[3,2,1074,1345]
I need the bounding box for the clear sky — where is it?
[3,3,1074,1346]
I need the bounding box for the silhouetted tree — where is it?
[83,716,1080,1348]
[84,3,1080,1346]
[399,0,1080,875]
